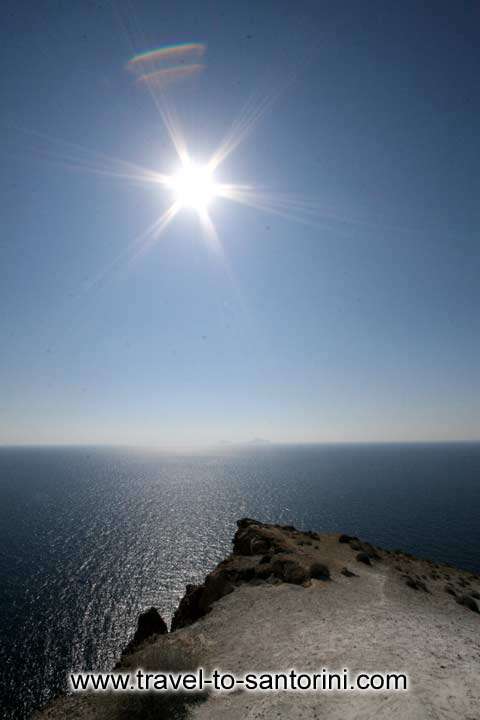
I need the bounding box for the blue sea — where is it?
[1,443,479,718]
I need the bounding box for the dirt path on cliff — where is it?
[182,534,480,720]
[36,524,480,720]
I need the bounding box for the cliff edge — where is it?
[37,519,480,719]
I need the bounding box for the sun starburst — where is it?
[22,59,366,284]
[167,160,219,211]
[115,93,273,255]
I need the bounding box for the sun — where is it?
[169,161,218,210]
[78,78,298,261]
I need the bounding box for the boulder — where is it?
[309,562,330,580]
[356,552,371,566]
[347,538,380,559]
[283,562,308,585]
[339,534,357,544]
[350,541,363,552]
[272,558,308,585]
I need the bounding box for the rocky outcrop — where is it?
[232,518,289,556]
[171,573,236,631]
[36,518,480,720]
[122,606,168,656]
[171,519,332,630]
[341,567,358,577]
[168,518,480,634]
[161,519,480,635]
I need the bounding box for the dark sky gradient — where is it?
[1,1,479,444]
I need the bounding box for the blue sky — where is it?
[1,0,479,445]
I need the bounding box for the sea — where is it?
[1,443,479,718]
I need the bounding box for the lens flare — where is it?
[127,43,206,68]
[26,47,314,275]
[136,64,204,89]
[127,43,206,91]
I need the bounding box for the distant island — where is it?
[37,519,480,719]
[217,438,272,447]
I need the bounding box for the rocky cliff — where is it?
[37,519,480,719]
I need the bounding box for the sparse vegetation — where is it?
[94,639,207,720]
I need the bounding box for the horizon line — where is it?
[1,439,479,450]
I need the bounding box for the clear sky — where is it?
[1,0,479,446]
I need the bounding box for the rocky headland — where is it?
[37,519,480,719]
